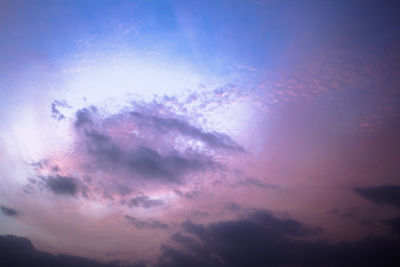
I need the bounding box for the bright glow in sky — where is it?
[1,1,400,266]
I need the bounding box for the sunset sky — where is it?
[1,1,400,266]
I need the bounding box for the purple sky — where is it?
[1,1,400,266]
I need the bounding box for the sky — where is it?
[1,0,400,266]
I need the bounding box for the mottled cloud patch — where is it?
[173,189,203,199]
[125,215,169,230]
[44,175,80,196]
[130,111,244,152]
[75,107,96,128]
[0,205,20,217]
[128,196,163,208]
[31,98,246,203]
[83,129,215,182]
[51,100,71,121]
[354,185,400,208]
[26,172,86,198]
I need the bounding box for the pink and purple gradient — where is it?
[1,1,400,266]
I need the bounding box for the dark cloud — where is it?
[130,111,245,152]
[74,104,243,152]
[125,215,169,230]
[156,210,400,267]
[0,235,143,267]
[51,100,70,121]
[44,175,79,196]
[354,185,400,207]
[173,189,202,199]
[84,129,215,182]
[66,105,241,188]
[386,216,400,235]
[128,196,163,208]
[327,208,357,219]
[236,177,279,189]
[0,205,20,217]
[75,107,95,128]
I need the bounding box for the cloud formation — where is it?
[128,196,163,208]
[157,211,400,267]
[125,215,169,230]
[0,235,144,267]
[51,100,71,121]
[83,129,215,182]
[130,111,245,152]
[236,177,279,189]
[0,205,20,217]
[44,175,80,196]
[354,185,400,208]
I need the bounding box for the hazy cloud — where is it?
[125,215,169,230]
[236,177,279,189]
[128,196,163,208]
[0,205,20,217]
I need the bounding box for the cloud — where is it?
[74,107,96,128]
[173,189,203,199]
[326,208,357,219]
[51,100,71,121]
[156,210,400,267]
[128,196,163,208]
[83,129,215,182]
[354,185,400,207]
[224,202,241,211]
[236,177,279,189]
[0,205,20,217]
[125,215,169,230]
[0,235,144,267]
[44,175,80,196]
[386,216,400,235]
[130,111,244,152]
